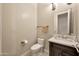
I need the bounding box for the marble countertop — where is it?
[48,37,76,48]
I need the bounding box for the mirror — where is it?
[56,9,70,35]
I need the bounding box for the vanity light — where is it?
[51,3,56,11]
[67,3,72,5]
[51,3,72,11]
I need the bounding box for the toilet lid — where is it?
[31,44,42,50]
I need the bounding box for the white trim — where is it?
[0,4,2,54]
[44,49,49,54]
[67,9,71,34]
[55,9,71,34]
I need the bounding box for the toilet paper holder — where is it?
[21,41,25,44]
[20,40,28,46]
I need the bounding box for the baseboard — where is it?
[0,52,10,56]
[21,50,31,56]
[21,49,49,56]
[44,49,49,54]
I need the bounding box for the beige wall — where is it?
[2,4,17,55]
[37,3,54,51]
[2,4,37,55]
[0,4,2,54]
[76,4,79,34]
[76,4,79,38]
[15,4,37,55]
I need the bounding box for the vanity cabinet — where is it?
[49,42,79,56]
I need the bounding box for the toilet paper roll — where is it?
[21,40,28,45]
[24,40,28,43]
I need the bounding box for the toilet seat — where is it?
[31,44,42,50]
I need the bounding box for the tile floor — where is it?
[32,51,49,56]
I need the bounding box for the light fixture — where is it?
[51,3,56,11]
[51,3,72,11]
[67,3,72,5]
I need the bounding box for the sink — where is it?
[49,36,79,53]
[54,36,74,42]
[48,37,75,48]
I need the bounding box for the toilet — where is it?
[31,38,45,56]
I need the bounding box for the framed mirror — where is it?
[55,9,71,35]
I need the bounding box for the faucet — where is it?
[75,34,79,43]
[61,34,68,39]
[74,35,79,53]
[74,42,79,53]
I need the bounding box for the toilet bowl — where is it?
[31,38,44,56]
[31,44,43,55]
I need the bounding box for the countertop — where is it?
[48,37,77,48]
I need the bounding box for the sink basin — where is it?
[54,36,74,42]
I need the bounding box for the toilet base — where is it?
[31,47,44,56]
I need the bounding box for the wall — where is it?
[0,4,2,55]
[15,4,37,55]
[37,3,54,51]
[2,4,37,56]
[2,4,17,55]
[76,4,79,39]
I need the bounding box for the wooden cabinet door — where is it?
[49,42,78,56]
[49,42,62,56]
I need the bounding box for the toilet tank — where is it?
[37,38,45,46]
